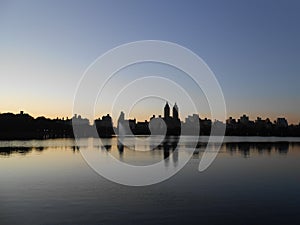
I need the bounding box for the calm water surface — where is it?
[0,137,300,225]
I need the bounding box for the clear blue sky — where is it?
[0,0,299,123]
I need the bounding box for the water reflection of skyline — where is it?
[0,138,297,160]
[225,142,289,157]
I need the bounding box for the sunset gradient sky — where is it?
[0,0,299,123]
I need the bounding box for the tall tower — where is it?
[173,103,179,119]
[117,111,125,136]
[118,111,125,126]
[164,102,170,118]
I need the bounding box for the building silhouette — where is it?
[173,103,179,119]
[150,102,181,136]
[117,111,138,136]
[0,108,300,140]
[164,102,170,118]
[94,114,114,137]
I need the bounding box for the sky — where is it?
[0,0,299,124]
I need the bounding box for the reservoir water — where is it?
[0,137,299,224]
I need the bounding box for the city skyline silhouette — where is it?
[0,101,297,125]
[1,102,299,140]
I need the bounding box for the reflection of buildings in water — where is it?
[225,142,290,157]
[104,144,112,151]
[172,147,179,167]
[225,143,250,157]
[36,146,44,152]
[162,136,179,166]
[99,138,112,151]
[256,143,272,154]
[163,143,170,166]
[72,145,80,152]
[275,142,289,154]
[239,143,250,157]
[0,147,33,156]
[117,139,124,156]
